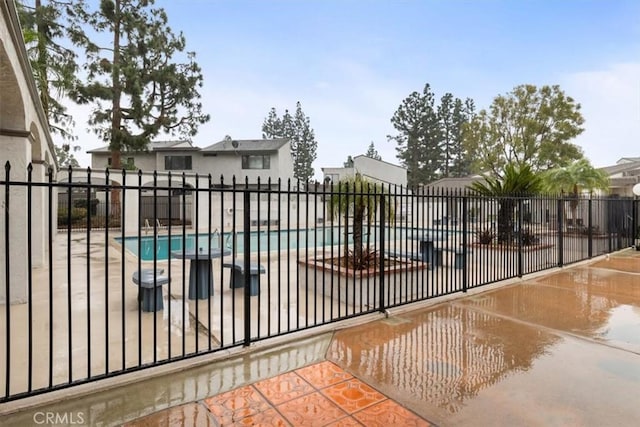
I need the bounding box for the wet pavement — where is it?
[1,250,640,426]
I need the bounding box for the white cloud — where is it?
[561,62,640,167]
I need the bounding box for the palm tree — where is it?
[327,174,391,269]
[541,159,609,226]
[470,163,543,243]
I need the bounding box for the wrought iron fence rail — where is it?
[0,164,637,402]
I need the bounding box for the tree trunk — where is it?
[353,206,364,268]
[343,211,349,261]
[110,0,122,215]
[497,199,515,244]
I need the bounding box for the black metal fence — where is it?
[0,164,637,403]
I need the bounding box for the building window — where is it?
[164,155,192,170]
[242,155,270,170]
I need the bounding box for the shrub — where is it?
[580,225,600,236]
[520,229,540,246]
[74,198,100,215]
[476,229,495,244]
[58,207,87,225]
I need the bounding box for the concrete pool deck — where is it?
[1,248,639,425]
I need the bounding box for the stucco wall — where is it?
[1,0,57,304]
[90,144,295,183]
[353,156,407,187]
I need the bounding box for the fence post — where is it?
[462,196,468,292]
[633,198,638,249]
[4,162,11,397]
[608,198,613,254]
[517,198,523,278]
[243,187,252,347]
[557,197,564,268]
[378,192,385,312]
[588,197,593,258]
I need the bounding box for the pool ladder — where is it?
[144,218,162,236]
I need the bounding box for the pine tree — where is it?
[54,145,80,167]
[437,93,455,176]
[292,102,317,182]
[389,84,442,186]
[17,0,82,150]
[71,0,209,172]
[365,142,382,160]
[450,98,475,177]
[343,155,354,167]
[261,102,317,182]
[261,107,281,139]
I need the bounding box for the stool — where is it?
[223,261,265,296]
[133,269,169,312]
[419,241,443,268]
[453,250,471,270]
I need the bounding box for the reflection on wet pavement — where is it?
[328,252,640,425]
[597,304,640,348]
[590,256,640,273]
[461,266,640,352]
[328,305,560,424]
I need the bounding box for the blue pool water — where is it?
[119,229,341,261]
[117,227,454,261]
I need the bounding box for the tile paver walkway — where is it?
[124,360,430,426]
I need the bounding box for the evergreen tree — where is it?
[293,102,317,182]
[389,83,442,186]
[261,102,317,182]
[71,0,209,172]
[343,155,354,167]
[261,107,281,139]
[437,94,476,178]
[17,0,82,145]
[437,93,455,176]
[281,109,295,153]
[54,145,80,167]
[450,98,475,177]
[365,142,382,160]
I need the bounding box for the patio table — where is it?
[408,233,443,266]
[171,247,231,299]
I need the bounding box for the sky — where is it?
[65,0,640,177]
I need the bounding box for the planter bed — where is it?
[298,255,426,308]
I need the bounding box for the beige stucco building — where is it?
[88,138,295,184]
[599,157,640,197]
[1,0,58,303]
[321,155,407,188]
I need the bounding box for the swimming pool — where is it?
[117,227,454,261]
[118,228,347,261]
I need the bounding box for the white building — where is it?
[322,155,407,188]
[1,0,58,303]
[81,138,309,233]
[87,138,295,184]
[599,157,640,197]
